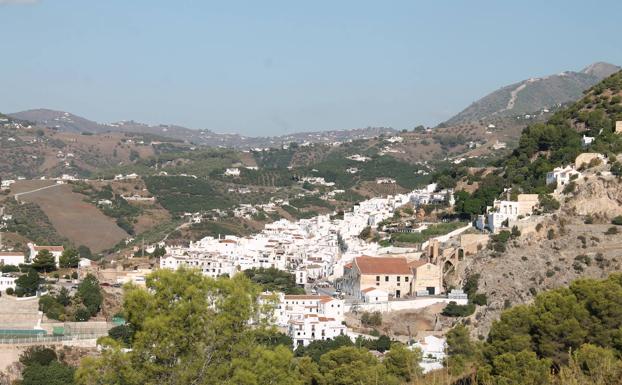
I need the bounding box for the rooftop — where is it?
[355,256,411,275]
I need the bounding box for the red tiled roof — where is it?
[219,239,236,244]
[361,287,377,293]
[409,260,428,269]
[33,245,64,252]
[284,295,331,300]
[354,256,411,275]
[0,252,23,256]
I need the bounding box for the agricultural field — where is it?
[11,182,128,252]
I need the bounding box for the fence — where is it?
[0,332,107,345]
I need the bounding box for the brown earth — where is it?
[16,183,128,252]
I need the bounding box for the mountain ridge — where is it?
[8,108,397,149]
[443,61,620,126]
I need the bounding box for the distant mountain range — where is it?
[8,109,396,149]
[443,62,620,125]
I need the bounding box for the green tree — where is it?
[56,286,71,306]
[229,345,304,385]
[31,249,57,272]
[78,245,96,260]
[481,350,551,385]
[76,269,292,385]
[383,343,422,381]
[76,274,103,317]
[317,346,400,385]
[19,346,57,367]
[21,361,76,385]
[59,248,80,268]
[15,269,41,296]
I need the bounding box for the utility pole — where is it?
[142,238,145,258]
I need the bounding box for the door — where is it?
[426,287,435,295]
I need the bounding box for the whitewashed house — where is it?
[0,252,25,266]
[413,335,446,373]
[361,287,389,303]
[224,168,241,177]
[288,314,347,347]
[546,166,580,188]
[0,274,17,292]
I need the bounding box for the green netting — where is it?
[0,329,47,336]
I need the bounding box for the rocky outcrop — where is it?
[566,176,622,218]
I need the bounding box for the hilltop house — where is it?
[27,243,64,267]
[475,194,539,233]
[546,165,580,188]
[224,168,241,177]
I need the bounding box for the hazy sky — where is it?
[1,0,621,136]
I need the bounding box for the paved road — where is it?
[13,183,62,201]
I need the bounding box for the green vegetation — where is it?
[3,200,69,246]
[281,204,319,220]
[15,269,41,297]
[59,248,80,268]
[75,269,422,385]
[73,182,142,234]
[360,311,382,327]
[243,267,305,294]
[38,274,102,321]
[31,249,57,273]
[445,273,622,384]
[19,346,75,385]
[451,71,622,218]
[144,175,234,214]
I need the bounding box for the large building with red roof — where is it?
[341,255,442,300]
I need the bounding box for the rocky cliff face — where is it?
[565,176,622,218]
[449,174,622,337]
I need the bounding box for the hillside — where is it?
[444,62,620,125]
[9,108,397,148]
[444,68,622,336]
[0,122,190,179]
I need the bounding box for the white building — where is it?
[0,252,25,266]
[581,135,595,147]
[361,287,389,303]
[413,335,446,373]
[288,314,347,347]
[546,165,580,188]
[224,168,241,177]
[27,243,64,267]
[0,274,17,292]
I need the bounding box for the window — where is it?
[376,275,380,282]
[385,276,389,282]
[397,276,400,282]
[405,276,409,282]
